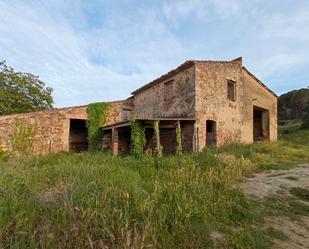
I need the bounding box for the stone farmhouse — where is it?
[0,57,277,156]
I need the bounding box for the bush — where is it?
[0,147,9,160]
[301,116,309,129]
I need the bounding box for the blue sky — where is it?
[0,0,308,107]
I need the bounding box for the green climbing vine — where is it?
[153,120,163,158]
[12,118,36,156]
[176,124,182,155]
[86,102,109,151]
[130,120,146,158]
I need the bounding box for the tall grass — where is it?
[0,151,257,249]
[0,128,308,248]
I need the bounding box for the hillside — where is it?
[278,88,309,123]
[0,126,309,248]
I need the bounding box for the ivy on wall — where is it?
[86,102,109,151]
[130,120,146,158]
[176,124,182,155]
[12,118,36,156]
[153,120,163,158]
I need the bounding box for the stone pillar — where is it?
[154,121,160,153]
[112,127,119,156]
[192,122,199,152]
[176,120,182,152]
[63,119,70,152]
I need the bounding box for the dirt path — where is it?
[239,164,309,249]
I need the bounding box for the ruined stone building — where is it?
[0,57,277,155]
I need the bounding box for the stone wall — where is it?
[133,65,195,118]
[195,59,244,149]
[194,59,277,150]
[105,99,134,126]
[0,59,277,156]
[0,99,134,155]
[241,69,277,143]
[0,106,87,155]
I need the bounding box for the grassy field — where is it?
[0,125,308,249]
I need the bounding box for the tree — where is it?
[278,88,309,120]
[0,61,53,115]
[301,101,309,129]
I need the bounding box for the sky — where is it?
[0,0,308,107]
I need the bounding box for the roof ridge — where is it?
[132,57,243,95]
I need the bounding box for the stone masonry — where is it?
[0,57,277,155]
[0,100,133,155]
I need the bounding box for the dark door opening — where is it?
[206,120,217,146]
[118,127,131,154]
[253,106,269,141]
[69,119,88,152]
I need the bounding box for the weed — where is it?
[289,187,309,201]
[0,125,308,248]
[265,227,288,241]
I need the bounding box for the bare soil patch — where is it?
[240,164,309,199]
[239,164,309,249]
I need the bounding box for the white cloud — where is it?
[246,2,309,80]
[162,0,250,23]
[0,0,308,104]
[0,1,188,107]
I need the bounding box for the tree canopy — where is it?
[278,88,309,121]
[0,61,53,115]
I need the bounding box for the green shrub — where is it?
[301,116,309,129]
[0,147,9,160]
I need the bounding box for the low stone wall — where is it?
[0,106,87,155]
[0,99,134,156]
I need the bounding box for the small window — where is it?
[164,80,174,101]
[227,80,236,101]
[206,120,215,133]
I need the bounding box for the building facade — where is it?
[0,57,277,156]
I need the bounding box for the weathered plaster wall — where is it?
[133,65,195,118]
[195,60,244,149]
[241,69,277,143]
